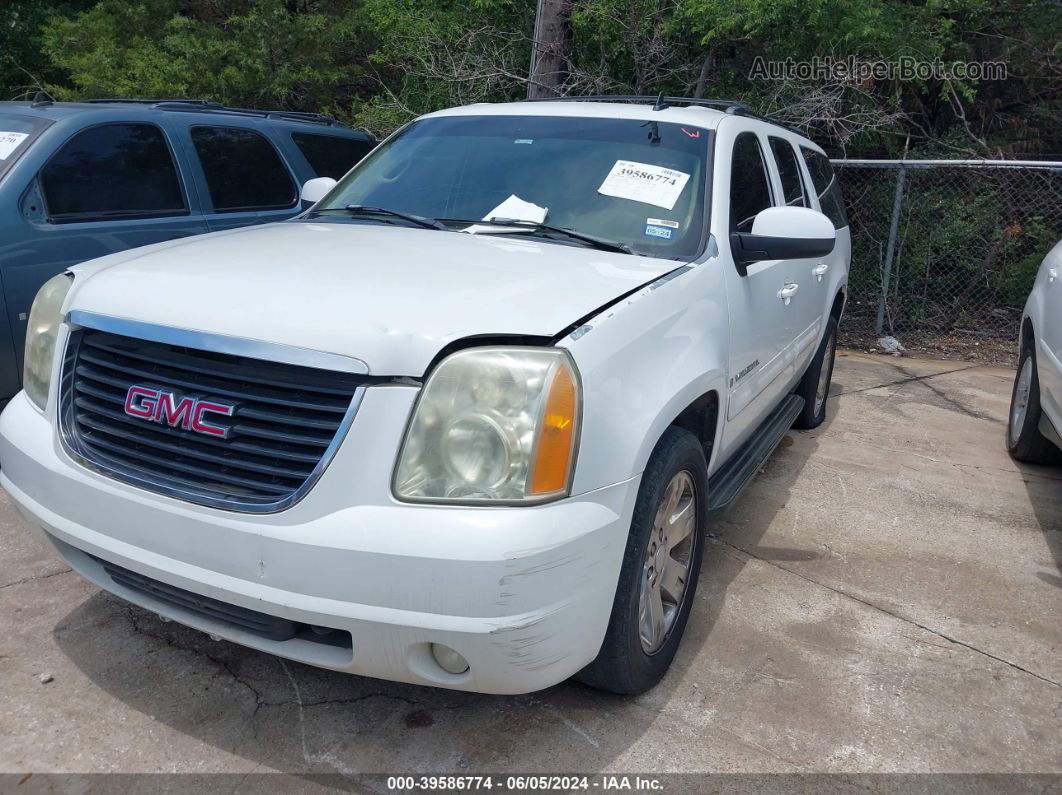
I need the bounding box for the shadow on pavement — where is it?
[1016,462,1062,590]
[50,395,827,781]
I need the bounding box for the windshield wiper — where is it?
[442,217,632,255]
[308,204,446,230]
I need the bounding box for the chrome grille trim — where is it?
[58,315,367,513]
[67,311,370,375]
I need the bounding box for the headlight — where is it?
[394,347,581,504]
[24,273,73,410]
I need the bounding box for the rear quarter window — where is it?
[292,132,373,179]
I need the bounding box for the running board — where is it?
[708,394,805,513]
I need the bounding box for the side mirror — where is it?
[731,206,836,274]
[300,177,337,209]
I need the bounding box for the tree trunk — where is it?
[693,47,716,99]
[529,0,572,98]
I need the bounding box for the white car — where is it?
[1008,240,1062,464]
[0,97,850,695]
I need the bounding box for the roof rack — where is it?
[524,94,745,111]
[80,98,350,128]
[521,94,804,135]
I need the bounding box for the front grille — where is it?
[94,554,352,648]
[60,329,365,511]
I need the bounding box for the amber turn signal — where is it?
[529,361,579,495]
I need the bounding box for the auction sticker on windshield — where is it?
[598,160,690,210]
[0,132,29,160]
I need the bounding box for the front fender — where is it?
[560,260,730,495]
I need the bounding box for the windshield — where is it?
[318,114,711,259]
[0,113,50,183]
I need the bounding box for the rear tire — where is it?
[576,427,708,696]
[793,316,838,430]
[1007,341,1061,465]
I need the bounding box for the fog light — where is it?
[430,643,469,675]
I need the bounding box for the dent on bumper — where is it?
[0,391,639,694]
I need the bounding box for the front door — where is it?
[720,129,804,447]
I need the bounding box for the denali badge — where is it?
[123,385,235,438]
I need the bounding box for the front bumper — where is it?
[0,390,639,694]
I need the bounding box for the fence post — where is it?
[876,165,906,335]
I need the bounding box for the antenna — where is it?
[652,92,669,111]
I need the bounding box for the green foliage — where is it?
[39,0,371,112]
[6,0,1057,156]
[839,165,1061,333]
[0,0,95,100]
[350,0,530,132]
[3,0,1059,330]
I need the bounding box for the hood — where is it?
[68,221,677,375]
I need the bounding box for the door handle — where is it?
[812,262,829,281]
[778,282,799,305]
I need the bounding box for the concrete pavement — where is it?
[0,352,1059,780]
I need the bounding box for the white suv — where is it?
[1008,240,1062,464]
[0,97,850,695]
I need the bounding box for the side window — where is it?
[769,137,808,207]
[800,147,848,229]
[191,126,297,212]
[729,133,773,232]
[291,133,373,179]
[40,123,186,223]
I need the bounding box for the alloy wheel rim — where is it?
[1010,357,1033,441]
[814,332,836,416]
[638,470,697,654]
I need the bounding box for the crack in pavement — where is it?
[712,538,1062,690]
[125,606,267,712]
[831,358,1004,424]
[829,362,986,401]
[0,567,73,590]
[903,371,1002,424]
[123,605,438,738]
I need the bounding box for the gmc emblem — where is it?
[123,385,235,438]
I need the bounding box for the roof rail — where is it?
[524,95,746,111]
[521,94,805,135]
[80,98,349,128]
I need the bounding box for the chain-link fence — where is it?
[832,159,1062,359]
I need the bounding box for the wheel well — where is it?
[830,289,846,322]
[1021,317,1034,352]
[670,391,719,460]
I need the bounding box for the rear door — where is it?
[800,145,851,307]
[1037,245,1062,423]
[183,124,300,231]
[8,120,209,375]
[767,136,822,371]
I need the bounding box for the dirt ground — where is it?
[0,352,1059,789]
[839,328,1019,366]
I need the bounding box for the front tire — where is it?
[793,316,838,430]
[576,427,708,695]
[1007,342,1061,464]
